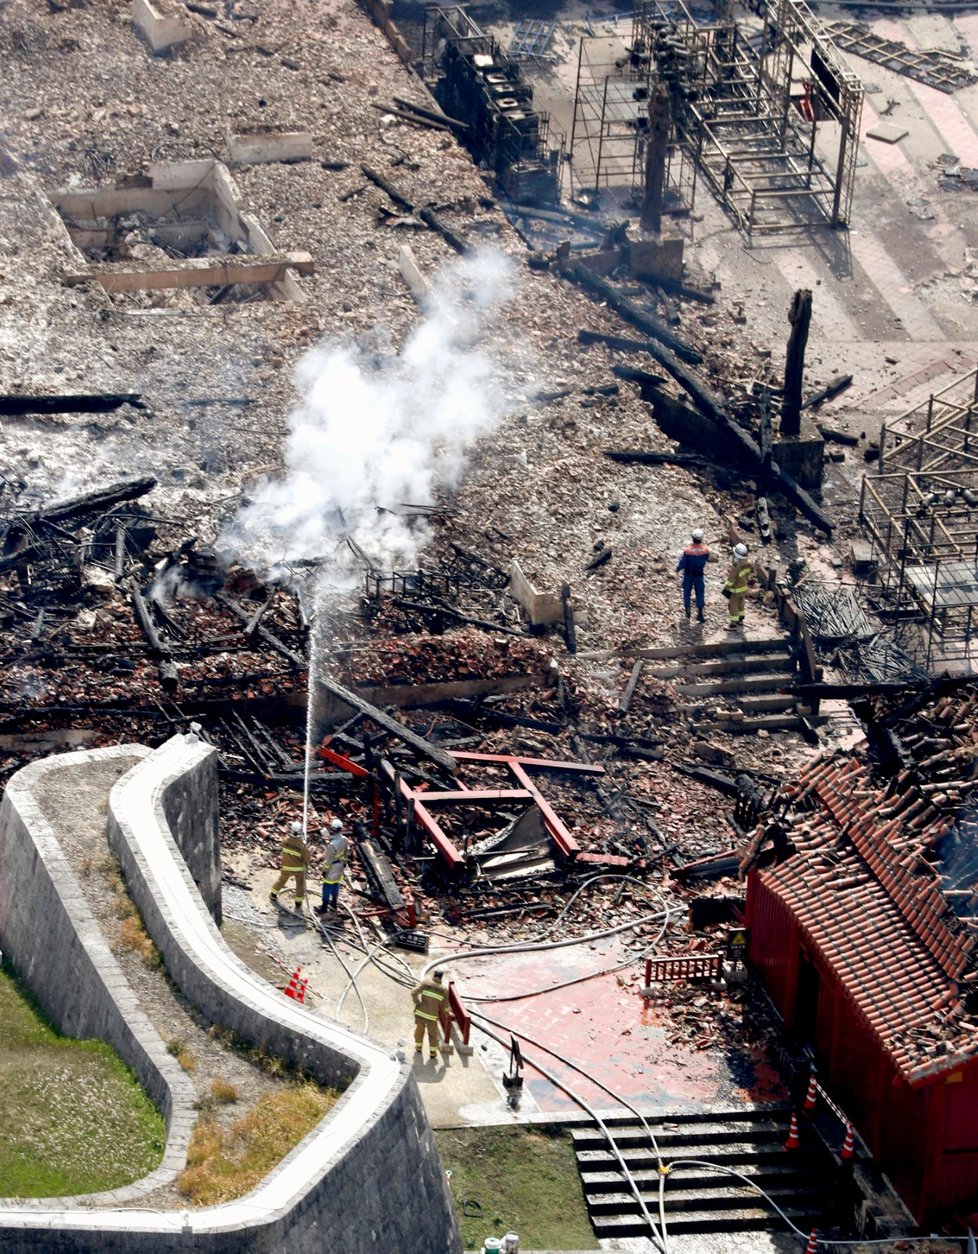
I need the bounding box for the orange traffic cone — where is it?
[784,1110,801,1151]
[805,1229,818,1254]
[296,976,308,1005]
[803,1070,818,1110]
[840,1122,855,1160]
[283,966,302,1000]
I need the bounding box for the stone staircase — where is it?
[643,637,824,736]
[570,1107,840,1238]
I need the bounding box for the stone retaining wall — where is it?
[0,745,197,1210]
[0,736,460,1252]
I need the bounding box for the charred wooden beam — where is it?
[585,546,612,572]
[370,103,455,133]
[781,289,812,437]
[639,377,834,534]
[216,593,306,668]
[561,583,577,655]
[361,163,414,212]
[604,449,706,466]
[392,96,469,132]
[567,264,703,365]
[15,476,157,526]
[317,674,459,775]
[611,364,668,389]
[579,328,667,358]
[131,580,178,694]
[418,207,468,255]
[359,835,405,911]
[803,374,852,411]
[0,394,144,415]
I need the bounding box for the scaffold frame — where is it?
[859,367,978,672]
[569,0,862,235]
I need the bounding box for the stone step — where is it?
[580,1161,825,1192]
[649,652,793,681]
[570,1120,790,1152]
[591,1202,817,1236]
[678,670,797,696]
[586,1182,826,1213]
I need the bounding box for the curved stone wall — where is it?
[0,745,197,1208]
[0,736,461,1252]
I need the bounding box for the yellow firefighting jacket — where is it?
[280,833,309,874]
[412,978,446,1022]
[725,558,751,596]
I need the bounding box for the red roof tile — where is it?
[752,754,978,1085]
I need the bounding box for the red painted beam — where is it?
[453,751,605,776]
[509,761,580,860]
[407,789,530,804]
[412,798,466,871]
[318,744,370,777]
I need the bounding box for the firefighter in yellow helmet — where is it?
[411,969,447,1061]
[269,821,310,912]
[724,542,752,630]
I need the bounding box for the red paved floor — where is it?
[463,939,787,1114]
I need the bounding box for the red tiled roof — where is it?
[755,754,978,1086]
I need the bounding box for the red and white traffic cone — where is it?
[840,1122,855,1160]
[296,976,309,1005]
[784,1110,801,1151]
[805,1229,818,1254]
[283,966,302,1000]
[803,1070,818,1111]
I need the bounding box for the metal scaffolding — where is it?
[569,0,863,236]
[422,5,563,206]
[859,368,978,672]
[569,31,696,212]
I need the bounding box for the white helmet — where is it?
[692,528,704,542]
[290,821,303,835]
[734,542,748,558]
[329,818,345,834]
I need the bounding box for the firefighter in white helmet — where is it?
[676,527,711,622]
[316,818,349,914]
[270,820,310,912]
[724,542,752,630]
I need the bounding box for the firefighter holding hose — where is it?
[270,821,310,913]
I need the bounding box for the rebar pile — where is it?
[794,583,875,645]
[834,634,930,686]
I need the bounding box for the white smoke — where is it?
[221,249,517,582]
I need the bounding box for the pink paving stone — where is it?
[872,17,978,166]
[464,939,787,1113]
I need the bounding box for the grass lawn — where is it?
[435,1125,595,1251]
[0,965,165,1197]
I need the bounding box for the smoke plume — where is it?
[220,249,517,582]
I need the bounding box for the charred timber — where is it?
[567,265,703,364]
[370,103,456,133]
[803,374,852,411]
[561,583,577,655]
[0,394,144,415]
[317,674,459,775]
[579,328,672,360]
[217,594,306,668]
[392,96,469,132]
[604,449,706,466]
[131,580,178,694]
[640,377,833,535]
[15,476,157,526]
